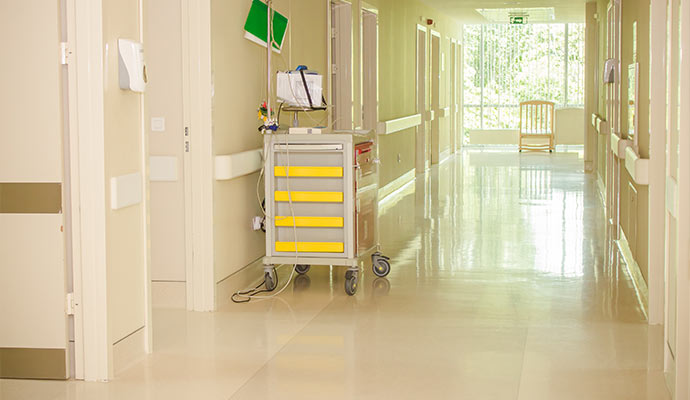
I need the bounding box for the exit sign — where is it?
[510,16,527,25]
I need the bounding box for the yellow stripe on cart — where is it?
[274,166,343,177]
[274,191,344,203]
[275,242,344,253]
[275,216,344,228]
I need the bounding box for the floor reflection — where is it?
[0,150,668,400]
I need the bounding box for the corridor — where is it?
[0,151,670,399]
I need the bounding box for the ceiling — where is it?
[419,0,587,24]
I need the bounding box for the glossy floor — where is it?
[1,151,670,399]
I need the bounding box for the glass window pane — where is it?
[463,23,585,129]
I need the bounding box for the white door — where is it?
[0,0,70,379]
[145,0,190,309]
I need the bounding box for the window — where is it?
[463,23,585,132]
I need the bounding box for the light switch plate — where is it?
[151,117,166,132]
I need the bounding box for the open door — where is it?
[0,0,70,379]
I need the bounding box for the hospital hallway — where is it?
[0,150,671,400]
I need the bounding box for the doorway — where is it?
[144,0,193,309]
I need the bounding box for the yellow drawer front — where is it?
[275,242,344,253]
[274,166,343,178]
[274,191,344,203]
[275,216,344,228]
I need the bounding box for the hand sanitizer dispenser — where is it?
[603,58,617,84]
[118,39,147,92]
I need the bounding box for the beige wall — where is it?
[102,0,147,345]
[619,0,650,281]
[363,0,462,186]
[592,0,651,281]
[210,0,329,284]
[555,108,586,145]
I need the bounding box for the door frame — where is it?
[429,29,441,165]
[65,0,109,381]
[360,3,378,132]
[450,38,457,153]
[647,0,667,326]
[415,24,428,174]
[329,0,354,131]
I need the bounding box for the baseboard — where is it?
[378,169,415,202]
[616,230,649,320]
[112,326,145,377]
[215,257,264,307]
[151,281,186,309]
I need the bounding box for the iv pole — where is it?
[266,0,274,128]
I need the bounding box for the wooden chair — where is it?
[519,100,555,152]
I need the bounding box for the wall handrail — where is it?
[377,114,423,136]
[215,148,263,181]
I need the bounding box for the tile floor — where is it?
[0,151,671,399]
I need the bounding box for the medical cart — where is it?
[262,131,391,295]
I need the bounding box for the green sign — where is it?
[510,16,527,25]
[244,0,289,53]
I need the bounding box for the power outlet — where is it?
[397,153,402,163]
[252,216,264,231]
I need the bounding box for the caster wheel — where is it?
[345,270,358,296]
[264,267,278,291]
[372,258,391,278]
[295,264,311,275]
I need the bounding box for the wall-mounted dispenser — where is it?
[118,38,147,92]
[603,58,617,84]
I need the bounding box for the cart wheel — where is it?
[372,258,391,278]
[295,264,311,275]
[344,270,358,296]
[265,267,278,291]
